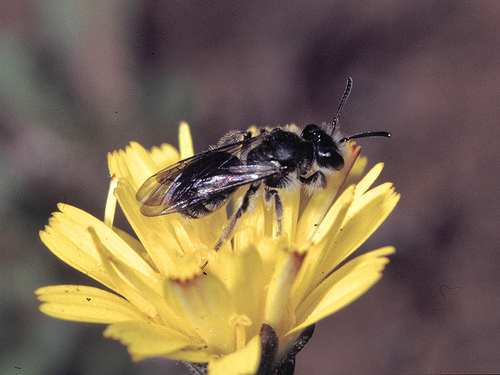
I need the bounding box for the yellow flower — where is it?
[36,122,399,374]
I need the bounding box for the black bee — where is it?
[136,78,390,250]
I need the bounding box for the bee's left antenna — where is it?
[332,77,353,130]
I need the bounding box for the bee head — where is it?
[301,124,344,170]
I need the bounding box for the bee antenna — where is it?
[340,131,391,143]
[332,77,353,130]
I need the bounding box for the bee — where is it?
[136,78,390,250]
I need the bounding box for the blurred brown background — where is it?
[1,1,499,374]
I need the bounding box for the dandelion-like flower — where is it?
[36,122,399,374]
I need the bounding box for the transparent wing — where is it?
[136,132,279,216]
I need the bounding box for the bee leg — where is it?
[214,182,260,250]
[264,187,283,236]
[300,171,327,189]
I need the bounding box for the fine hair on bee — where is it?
[136,78,391,250]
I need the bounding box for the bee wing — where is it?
[135,161,186,207]
[177,163,280,209]
[136,133,274,216]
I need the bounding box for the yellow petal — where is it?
[35,285,147,323]
[290,187,355,304]
[211,245,265,325]
[104,320,204,362]
[41,204,157,285]
[295,143,360,243]
[163,272,237,353]
[104,173,118,228]
[277,187,302,243]
[108,142,158,191]
[264,249,304,327]
[288,247,395,335]
[40,204,162,318]
[310,185,355,246]
[342,154,368,188]
[149,142,180,169]
[179,121,194,159]
[354,162,384,197]
[111,226,156,271]
[114,179,205,279]
[209,333,261,375]
[315,187,400,279]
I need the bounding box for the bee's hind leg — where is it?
[264,186,283,236]
[214,182,260,250]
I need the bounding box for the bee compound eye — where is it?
[317,150,344,170]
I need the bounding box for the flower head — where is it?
[36,122,399,374]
